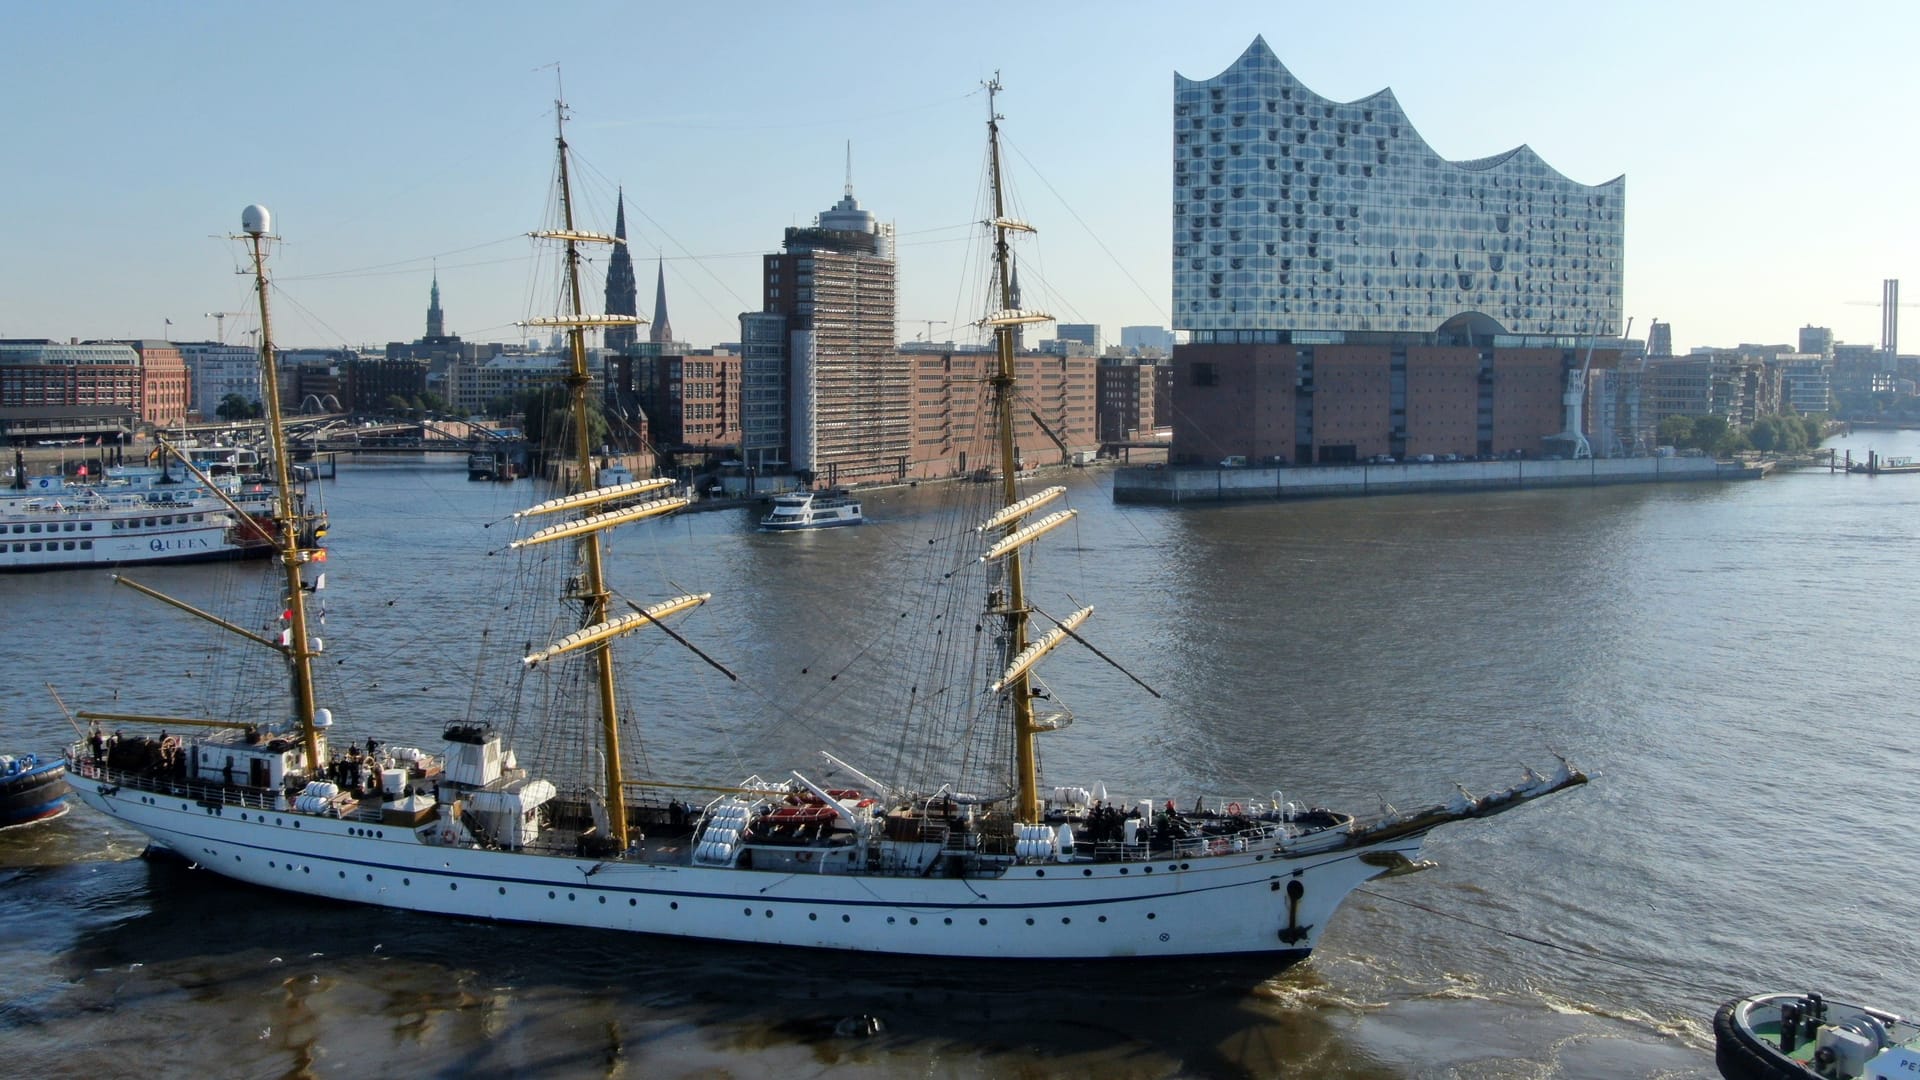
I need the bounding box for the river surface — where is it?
[4,431,1917,1079]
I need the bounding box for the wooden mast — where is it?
[243,207,323,770]
[552,102,630,850]
[984,77,1043,825]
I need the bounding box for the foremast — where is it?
[981,77,1065,824]
[243,207,324,769]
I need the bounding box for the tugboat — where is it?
[1716,991,1920,1079]
[0,752,69,827]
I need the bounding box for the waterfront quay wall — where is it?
[1112,456,1754,505]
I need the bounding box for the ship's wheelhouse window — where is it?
[79,541,91,550]
[144,517,156,527]
[29,524,41,533]
[63,541,74,550]
[81,522,91,531]
[29,542,42,551]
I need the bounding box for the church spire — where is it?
[649,257,673,344]
[604,188,640,352]
[426,266,445,338]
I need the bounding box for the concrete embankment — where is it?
[1112,456,1763,505]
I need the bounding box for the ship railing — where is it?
[68,757,286,811]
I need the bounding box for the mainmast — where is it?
[522,101,648,849]
[983,77,1049,824]
[242,205,324,769]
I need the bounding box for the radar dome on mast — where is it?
[242,205,271,236]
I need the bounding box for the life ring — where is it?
[1226,802,1244,815]
[440,829,456,845]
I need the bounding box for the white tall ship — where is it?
[65,88,1583,962]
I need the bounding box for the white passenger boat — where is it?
[63,87,1582,964]
[760,488,863,530]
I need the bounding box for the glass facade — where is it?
[1173,37,1624,339]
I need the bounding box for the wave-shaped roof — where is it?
[1177,36,1621,192]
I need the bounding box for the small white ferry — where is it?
[759,488,863,531]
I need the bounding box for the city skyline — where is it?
[2,2,1912,357]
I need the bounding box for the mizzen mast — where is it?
[242,205,324,769]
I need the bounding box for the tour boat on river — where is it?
[760,488,863,531]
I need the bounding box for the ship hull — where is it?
[0,762,69,827]
[68,774,1415,960]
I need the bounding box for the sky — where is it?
[2,2,1914,357]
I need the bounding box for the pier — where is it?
[1113,455,1763,505]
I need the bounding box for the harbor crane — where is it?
[204,311,246,344]
[1552,317,1633,460]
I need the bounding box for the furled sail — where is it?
[977,486,1066,534]
[510,497,690,548]
[523,593,710,666]
[979,509,1077,563]
[990,606,1094,693]
[516,478,678,519]
[980,308,1054,327]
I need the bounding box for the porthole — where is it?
[841,914,850,923]
[1062,917,1072,925]
[568,892,576,901]
[597,896,606,904]
[1025,918,1034,926]
[549,890,558,899]
[943,917,952,925]
[1098,916,1107,923]
[764,910,773,919]
[909,917,919,926]
[499,887,506,895]
[809,913,818,921]
[670,902,678,910]
[402,878,410,886]
[628,898,636,906]
[1082,868,1092,877]
[1148,913,1157,920]
[979,918,988,926]
[450,883,457,891]
[743,907,752,917]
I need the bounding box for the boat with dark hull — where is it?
[0,753,69,827]
[1716,992,1920,1079]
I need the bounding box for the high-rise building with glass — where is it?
[1170,38,1631,465]
[1173,37,1624,341]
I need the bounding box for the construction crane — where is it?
[904,319,948,342]
[204,311,246,344]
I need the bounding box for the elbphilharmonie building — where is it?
[1173,37,1623,341]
